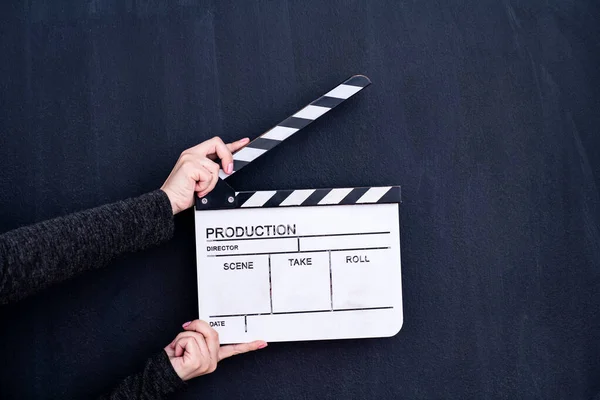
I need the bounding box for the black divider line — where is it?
[211,313,262,318]
[207,231,390,242]
[209,247,390,257]
[331,306,394,312]
[209,306,393,318]
[329,250,333,311]
[273,309,331,315]
[300,231,390,239]
[269,255,273,314]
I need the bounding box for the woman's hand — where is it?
[160,136,250,214]
[164,320,267,381]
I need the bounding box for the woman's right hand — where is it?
[164,320,267,381]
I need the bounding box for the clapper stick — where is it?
[198,75,378,210]
[218,75,371,180]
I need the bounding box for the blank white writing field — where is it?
[244,308,402,343]
[206,237,297,256]
[331,250,395,310]
[202,255,271,316]
[270,252,331,313]
[299,233,390,252]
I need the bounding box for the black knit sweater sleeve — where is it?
[0,189,187,398]
[97,350,186,400]
[0,190,174,305]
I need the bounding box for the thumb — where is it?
[218,340,268,361]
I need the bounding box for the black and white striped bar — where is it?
[232,186,400,209]
[219,75,371,180]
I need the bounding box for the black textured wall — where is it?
[1,1,599,399]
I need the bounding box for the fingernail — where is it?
[182,321,191,328]
[241,137,250,143]
[258,342,268,349]
[227,163,233,174]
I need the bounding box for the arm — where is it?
[0,136,250,306]
[0,190,174,305]
[97,350,186,400]
[1,136,260,399]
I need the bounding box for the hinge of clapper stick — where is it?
[196,75,372,210]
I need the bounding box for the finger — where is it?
[199,137,234,174]
[193,165,215,197]
[171,332,208,352]
[218,341,268,361]
[183,320,218,340]
[174,336,202,369]
[164,345,176,358]
[169,331,187,349]
[186,160,212,188]
[174,336,191,358]
[173,333,209,360]
[196,159,220,197]
[183,320,220,358]
[211,138,234,175]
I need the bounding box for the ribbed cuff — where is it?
[150,350,187,395]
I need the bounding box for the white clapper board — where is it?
[194,75,403,344]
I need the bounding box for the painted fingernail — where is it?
[227,163,233,174]
[258,342,268,349]
[182,321,191,328]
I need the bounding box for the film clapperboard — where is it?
[194,75,403,344]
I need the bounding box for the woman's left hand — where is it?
[160,136,249,214]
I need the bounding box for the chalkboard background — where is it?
[1,1,599,399]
